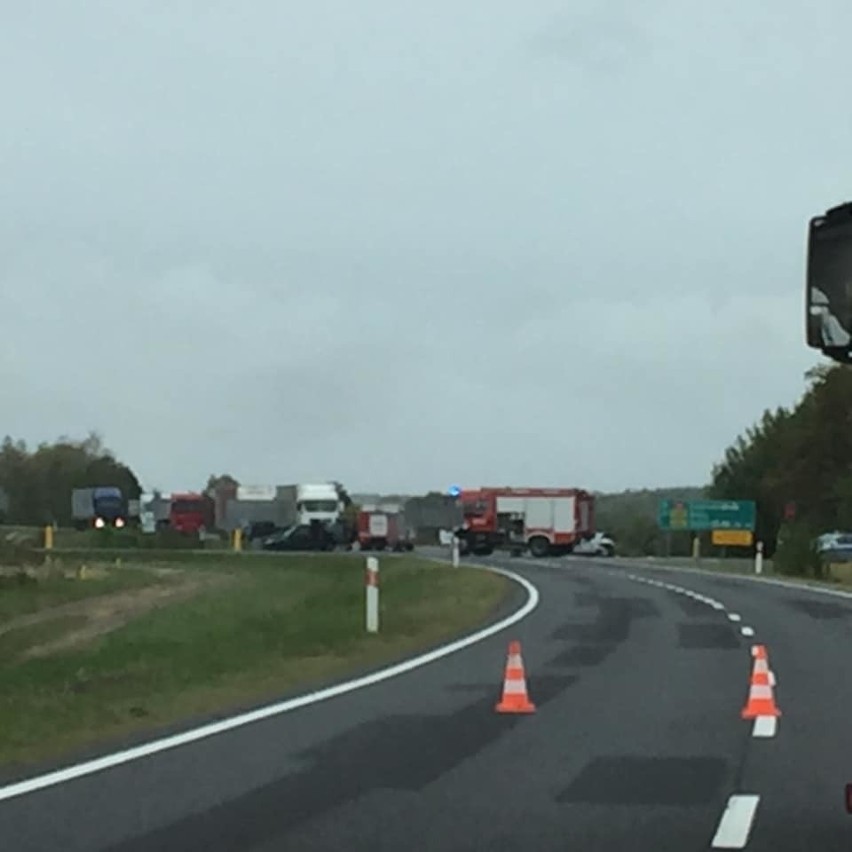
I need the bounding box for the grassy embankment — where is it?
[0,553,510,770]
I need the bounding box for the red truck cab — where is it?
[169,492,214,534]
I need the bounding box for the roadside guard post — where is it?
[233,528,243,552]
[452,536,460,567]
[44,525,54,550]
[755,541,764,575]
[366,556,379,633]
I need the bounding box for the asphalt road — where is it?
[2,552,851,850]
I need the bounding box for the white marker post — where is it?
[755,541,764,575]
[365,556,379,633]
[452,536,460,567]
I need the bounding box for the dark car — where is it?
[261,523,336,552]
[246,520,278,542]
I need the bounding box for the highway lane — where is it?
[594,556,852,850]
[0,552,845,850]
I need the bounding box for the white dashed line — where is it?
[752,716,777,738]
[624,574,779,754]
[712,794,760,848]
[626,574,730,613]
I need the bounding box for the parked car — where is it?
[815,531,852,562]
[573,531,616,557]
[261,523,336,552]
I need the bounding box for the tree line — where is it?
[709,363,852,569]
[590,365,851,568]
[0,433,141,527]
[594,486,707,557]
[6,363,846,565]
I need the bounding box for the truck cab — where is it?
[92,487,126,529]
[169,492,214,534]
[296,483,342,526]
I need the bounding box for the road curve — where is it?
[1,553,850,850]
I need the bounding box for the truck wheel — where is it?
[529,537,550,558]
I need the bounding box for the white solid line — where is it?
[741,626,755,637]
[728,613,742,622]
[712,794,760,848]
[752,716,777,738]
[0,562,540,804]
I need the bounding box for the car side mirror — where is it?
[807,203,852,363]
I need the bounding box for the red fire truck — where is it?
[357,508,415,552]
[455,487,595,558]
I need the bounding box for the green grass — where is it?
[0,616,90,660]
[0,555,509,769]
[30,548,291,564]
[634,556,772,575]
[0,567,166,623]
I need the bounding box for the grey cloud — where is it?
[529,5,655,72]
[0,1,842,495]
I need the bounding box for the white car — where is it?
[815,531,852,562]
[574,531,616,557]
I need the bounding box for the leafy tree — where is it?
[332,481,352,508]
[710,364,852,563]
[205,474,240,494]
[0,432,141,526]
[594,486,707,556]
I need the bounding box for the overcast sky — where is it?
[1,1,845,495]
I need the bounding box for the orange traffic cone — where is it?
[741,652,781,719]
[751,658,771,687]
[496,640,536,714]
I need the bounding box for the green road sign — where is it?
[658,499,756,532]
